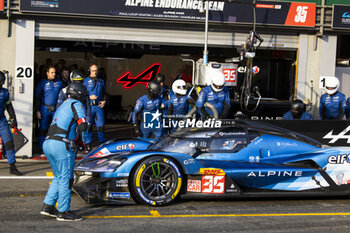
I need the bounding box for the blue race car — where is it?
[73,121,350,206]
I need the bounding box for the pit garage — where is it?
[34,21,300,120]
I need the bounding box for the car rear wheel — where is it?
[131,156,182,206]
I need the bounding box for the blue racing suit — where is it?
[132,94,165,140]
[83,77,106,144]
[43,99,87,213]
[0,88,16,164]
[345,97,350,120]
[319,92,346,120]
[167,94,195,119]
[35,78,63,148]
[167,94,195,133]
[196,85,231,119]
[56,86,91,122]
[282,111,313,120]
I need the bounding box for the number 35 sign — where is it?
[15,66,33,79]
[284,2,316,27]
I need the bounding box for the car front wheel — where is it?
[131,156,182,206]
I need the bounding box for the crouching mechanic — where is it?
[0,71,22,175]
[196,72,230,119]
[283,99,312,120]
[167,79,195,132]
[40,83,88,221]
[319,76,346,120]
[133,81,166,140]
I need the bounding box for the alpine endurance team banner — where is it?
[20,0,316,28]
[332,4,350,29]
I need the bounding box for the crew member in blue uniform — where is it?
[57,70,89,112]
[196,72,230,119]
[319,76,346,120]
[283,99,312,120]
[167,79,195,132]
[0,71,22,175]
[83,64,106,153]
[57,70,90,151]
[346,98,350,120]
[35,66,63,150]
[40,83,88,222]
[155,73,170,100]
[133,80,165,140]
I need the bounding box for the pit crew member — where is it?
[196,72,230,119]
[167,79,195,132]
[132,80,166,140]
[0,71,22,175]
[40,83,88,221]
[283,99,312,120]
[319,76,346,120]
[35,66,63,149]
[83,64,106,153]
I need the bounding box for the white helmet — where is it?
[172,79,187,96]
[210,71,226,92]
[325,76,339,95]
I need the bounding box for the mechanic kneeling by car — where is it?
[40,83,88,222]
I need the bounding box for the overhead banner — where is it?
[0,0,3,12]
[332,4,350,29]
[20,0,316,28]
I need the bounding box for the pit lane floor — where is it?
[1,163,350,232]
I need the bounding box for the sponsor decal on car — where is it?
[184,159,195,165]
[90,147,111,158]
[202,175,225,194]
[187,179,201,192]
[200,168,225,175]
[116,143,135,151]
[106,191,130,199]
[276,142,298,148]
[218,132,246,136]
[328,154,350,164]
[96,159,108,165]
[116,173,129,177]
[226,184,238,193]
[247,171,303,177]
[116,179,128,187]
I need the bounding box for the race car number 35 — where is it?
[202,175,225,194]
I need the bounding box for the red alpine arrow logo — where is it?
[116,63,161,89]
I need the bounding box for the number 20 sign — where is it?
[16,66,33,79]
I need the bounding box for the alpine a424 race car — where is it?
[73,121,350,206]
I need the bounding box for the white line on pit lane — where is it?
[0,176,53,179]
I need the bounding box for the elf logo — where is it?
[328,154,350,164]
[116,63,161,88]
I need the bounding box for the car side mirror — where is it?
[192,147,202,158]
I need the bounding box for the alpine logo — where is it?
[343,12,350,18]
[116,63,161,88]
[323,126,350,143]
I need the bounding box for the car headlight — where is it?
[92,158,127,172]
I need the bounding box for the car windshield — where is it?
[149,136,208,155]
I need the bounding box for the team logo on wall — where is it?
[117,63,161,88]
[323,126,350,144]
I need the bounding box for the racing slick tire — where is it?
[130,156,182,206]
